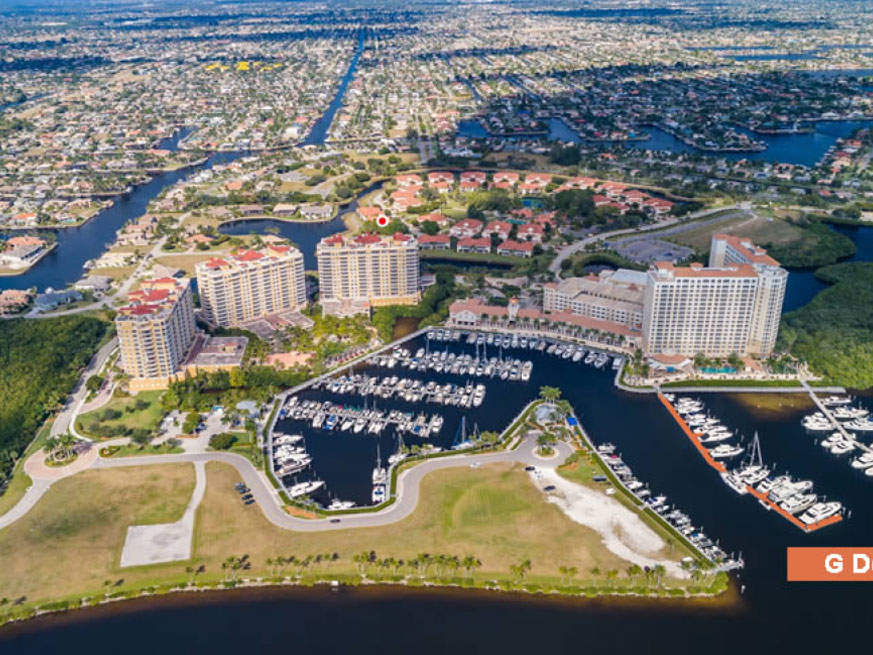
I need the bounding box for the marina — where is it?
[660,393,845,532]
[268,330,628,507]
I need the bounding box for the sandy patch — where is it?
[120,461,206,567]
[531,468,685,577]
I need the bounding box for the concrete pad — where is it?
[120,461,206,568]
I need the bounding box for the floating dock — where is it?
[658,392,842,533]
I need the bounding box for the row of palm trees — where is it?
[352,551,483,580]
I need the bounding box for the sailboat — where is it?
[388,431,407,465]
[452,416,473,450]
[372,443,387,504]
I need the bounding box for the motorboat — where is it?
[800,502,843,525]
[288,480,324,498]
[780,493,818,515]
[708,443,744,459]
[720,471,749,495]
[850,452,873,469]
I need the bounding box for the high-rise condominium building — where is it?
[196,245,306,327]
[642,235,787,357]
[116,277,196,380]
[316,233,419,316]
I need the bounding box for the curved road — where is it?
[548,204,745,275]
[1,436,572,533]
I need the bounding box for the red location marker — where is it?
[377,216,389,227]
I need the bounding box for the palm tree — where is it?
[652,564,666,588]
[538,386,561,403]
[627,564,643,584]
[462,555,481,578]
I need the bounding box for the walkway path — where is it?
[0,434,572,534]
[801,380,871,455]
[51,338,118,439]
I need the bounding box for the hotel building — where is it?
[543,269,647,329]
[316,233,420,316]
[642,235,787,357]
[116,277,196,383]
[196,245,306,328]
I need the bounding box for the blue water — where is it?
[218,218,344,270]
[6,337,873,652]
[0,135,245,293]
[784,223,873,312]
[217,181,384,269]
[629,121,873,166]
[302,30,365,146]
[458,115,872,167]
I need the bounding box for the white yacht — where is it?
[850,452,873,469]
[288,480,324,498]
[780,493,818,515]
[844,418,873,432]
[822,395,852,407]
[328,499,356,510]
[720,471,749,495]
[800,502,843,526]
[708,443,744,459]
[831,406,869,421]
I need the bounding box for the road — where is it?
[51,337,118,438]
[1,435,572,533]
[548,204,746,275]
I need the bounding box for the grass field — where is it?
[667,213,805,251]
[0,459,706,612]
[194,462,637,582]
[76,390,166,439]
[0,464,195,603]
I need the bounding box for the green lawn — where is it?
[76,390,166,439]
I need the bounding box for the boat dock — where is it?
[658,393,844,533]
[568,413,742,570]
[802,380,873,456]
[281,397,445,439]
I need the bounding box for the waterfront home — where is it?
[449,218,483,238]
[418,234,452,250]
[427,171,455,185]
[396,173,423,187]
[34,289,83,312]
[74,275,112,294]
[272,203,299,216]
[457,236,491,254]
[300,204,333,220]
[238,204,265,216]
[0,243,44,268]
[493,171,520,185]
[358,205,389,223]
[497,239,534,257]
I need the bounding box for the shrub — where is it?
[210,432,237,450]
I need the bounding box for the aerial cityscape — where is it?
[2,0,873,652]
